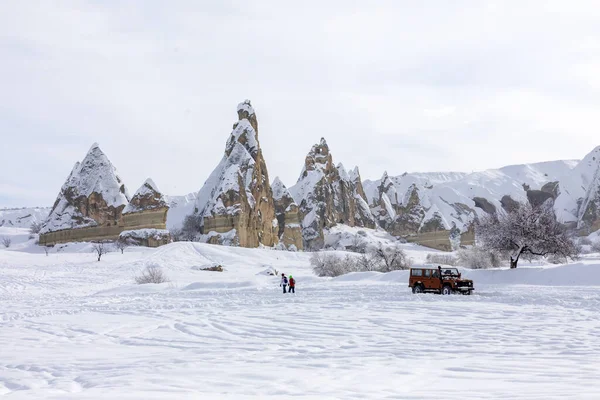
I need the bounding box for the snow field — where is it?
[1,232,600,399]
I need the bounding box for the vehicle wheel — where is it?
[441,285,452,295]
[412,284,424,294]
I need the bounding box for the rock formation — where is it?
[191,100,279,247]
[40,143,130,244]
[121,178,170,244]
[39,144,170,247]
[272,177,303,250]
[289,138,376,250]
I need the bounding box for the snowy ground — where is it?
[1,228,600,399]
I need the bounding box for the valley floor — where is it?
[1,230,599,399]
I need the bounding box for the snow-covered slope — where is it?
[0,207,50,228]
[2,239,600,398]
[164,192,198,230]
[40,143,130,234]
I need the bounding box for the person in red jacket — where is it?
[288,275,296,293]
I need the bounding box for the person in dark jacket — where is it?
[288,275,296,293]
[280,273,288,293]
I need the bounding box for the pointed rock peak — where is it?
[237,99,255,118]
[272,176,292,201]
[348,166,361,183]
[337,163,350,181]
[381,171,390,181]
[142,178,160,193]
[309,138,330,157]
[236,100,258,134]
[227,100,260,158]
[88,142,100,152]
[124,178,168,214]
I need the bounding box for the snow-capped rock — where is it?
[289,138,376,250]
[123,179,168,215]
[0,207,50,228]
[271,177,303,250]
[365,159,579,240]
[40,143,129,235]
[190,100,279,247]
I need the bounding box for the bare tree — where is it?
[476,202,579,268]
[170,228,183,242]
[29,222,42,234]
[371,244,412,271]
[135,265,170,284]
[1,237,11,248]
[92,241,110,261]
[115,238,129,254]
[181,214,202,241]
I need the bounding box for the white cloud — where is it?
[1,1,600,207]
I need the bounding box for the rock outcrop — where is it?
[272,177,303,250]
[122,179,170,243]
[191,100,279,247]
[40,143,130,244]
[289,138,376,250]
[39,144,170,247]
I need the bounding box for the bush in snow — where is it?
[476,201,579,268]
[311,252,358,277]
[425,253,458,266]
[371,244,412,271]
[1,237,11,248]
[170,228,183,242]
[591,240,600,253]
[578,237,592,246]
[311,244,412,277]
[135,265,170,284]
[29,221,42,234]
[457,247,504,269]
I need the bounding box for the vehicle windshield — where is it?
[441,268,459,276]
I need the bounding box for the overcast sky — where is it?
[2,1,600,208]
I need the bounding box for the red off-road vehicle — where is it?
[409,266,474,295]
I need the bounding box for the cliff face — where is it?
[272,177,303,250]
[192,100,279,247]
[289,138,376,250]
[40,143,130,236]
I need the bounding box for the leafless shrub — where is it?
[371,244,412,271]
[1,237,11,248]
[476,202,579,268]
[426,253,458,266]
[135,265,170,284]
[591,240,600,253]
[311,244,412,277]
[311,252,358,277]
[29,222,42,234]
[92,241,110,261]
[457,247,504,269]
[170,228,183,242]
[579,237,592,246]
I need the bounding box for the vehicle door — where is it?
[430,268,442,290]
